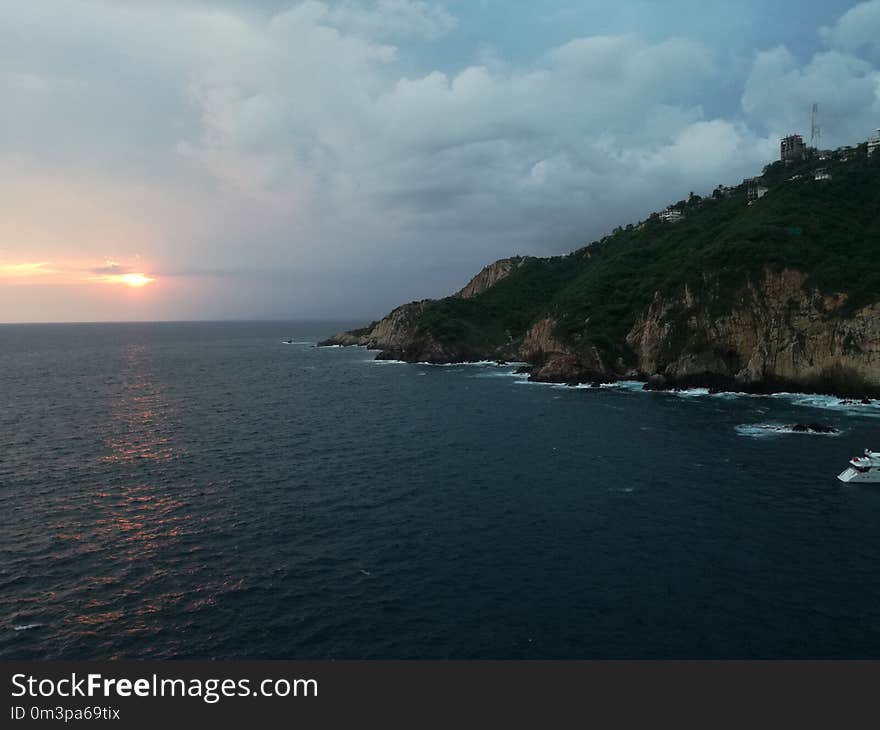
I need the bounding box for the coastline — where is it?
[316,341,880,404]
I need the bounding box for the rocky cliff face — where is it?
[320,300,430,350]
[519,318,608,383]
[624,268,880,395]
[455,257,526,299]
[320,299,491,362]
[321,264,880,396]
[320,257,528,362]
[319,150,880,396]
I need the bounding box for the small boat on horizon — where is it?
[838,450,880,483]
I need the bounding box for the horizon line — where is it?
[0,317,372,326]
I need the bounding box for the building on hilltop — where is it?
[659,207,684,223]
[837,145,856,162]
[868,129,880,157]
[745,177,768,204]
[781,134,806,163]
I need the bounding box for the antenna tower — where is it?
[810,103,821,148]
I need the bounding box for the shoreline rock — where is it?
[316,338,880,402]
[319,267,880,401]
[791,423,839,434]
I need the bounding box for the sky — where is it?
[1,0,879,323]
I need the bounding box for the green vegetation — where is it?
[417,254,591,351]
[416,145,880,360]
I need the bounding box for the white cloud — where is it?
[157,8,753,263]
[327,0,457,40]
[820,0,880,53]
[2,0,878,321]
[742,45,880,146]
[741,0,880,147]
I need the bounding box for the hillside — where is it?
[322,142,880,397]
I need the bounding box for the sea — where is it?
[1,321,879,659]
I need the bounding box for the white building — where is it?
[814,168,832,181]
[748,185,768,203]
[659,208,684,223]
[745,177,768,204]
[869,129,880,156]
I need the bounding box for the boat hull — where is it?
[838,467,880,483]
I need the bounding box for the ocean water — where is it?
[2,321,880,659]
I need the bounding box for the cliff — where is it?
[455,257,528,299]
[625,269,880,395]
[320,144,880,397]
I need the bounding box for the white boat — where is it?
[838,450,880,483]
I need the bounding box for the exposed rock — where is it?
[319,301,431,351]
[320,257,531,362]
[644,373,668,390]
[519,317,569,363]
[791,423,839,434]
[625,269,880,397]
[318,331,369,347]
[518,318,608,384]
[455,257,528,299]
[529,354,588,383]
[322,265,880,397]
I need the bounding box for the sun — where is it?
[93,272,156,287]
[116,272,155,288]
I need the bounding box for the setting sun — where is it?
[117,272,155,288]
[93,272,156,287]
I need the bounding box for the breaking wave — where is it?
[735,423,843,438]
[772,393,880,417]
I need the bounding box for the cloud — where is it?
[0,262,53,278]
[177,17,746,258]
[90,261,133,275]
[326,0,457,40]
[742,44,880,147]
[1,1,879,322]
[820,0,880,53]
[742,1,880,145]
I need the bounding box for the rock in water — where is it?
[791,423,838,434]
[644,374,668,391]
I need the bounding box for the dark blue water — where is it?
[2,321,880,659]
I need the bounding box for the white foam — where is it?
[772,393,880,418]
[475,368,530,379]
[514,379,569,389]
[671,387,711,398]
[336,346,880,418]
[13,623,42,631]
[626,383,879,417]
[416,360,527,368]
[599,380,648,392]
[735,423,842,438]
